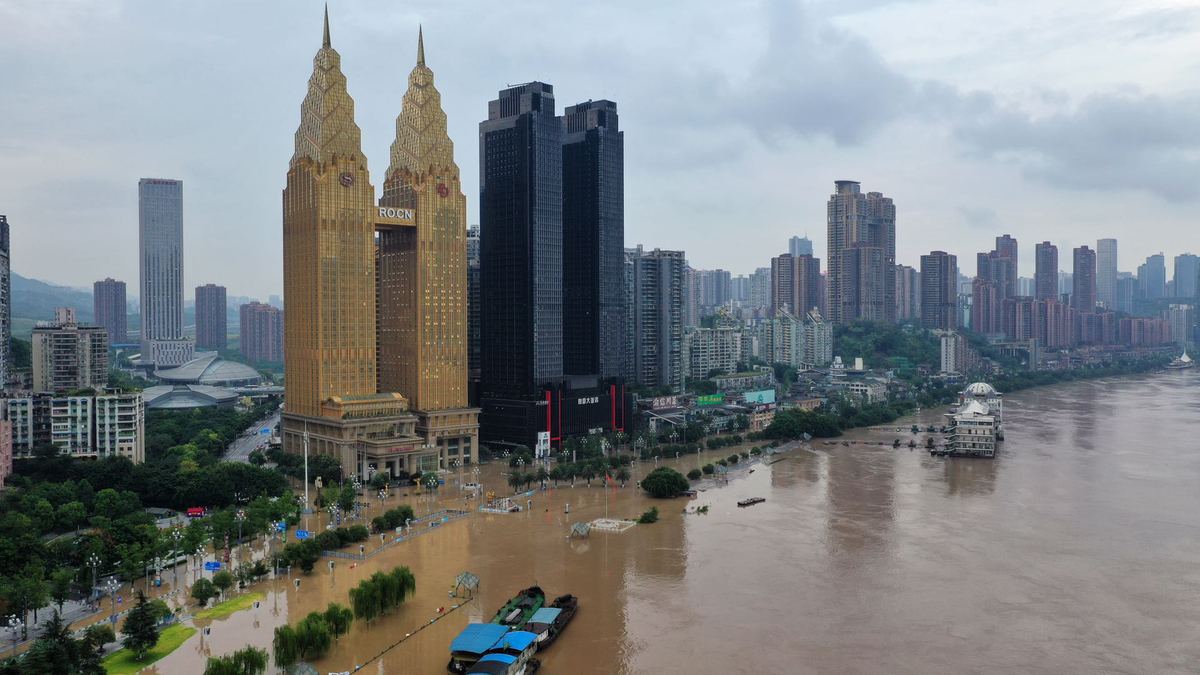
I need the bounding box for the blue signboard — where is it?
[203,561,222,571]
[275,522,287,532]
[260,428,271,435]
[295,530,310,540]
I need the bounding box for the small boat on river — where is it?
[737,497,766,507]
[491,586,546,628]
[449,623,511,674]
[467,631,541,674]
[522,594,578,648]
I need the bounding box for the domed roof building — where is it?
[155,352,263,387]
[964,382,997,398]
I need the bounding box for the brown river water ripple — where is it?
[145,370,1200,674]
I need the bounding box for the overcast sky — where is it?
[1,0,1198,299]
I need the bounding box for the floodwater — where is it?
[145,370,1200,674]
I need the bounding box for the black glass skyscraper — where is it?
[479,84,630,450]
[562,100,625,379]
[479,82,563,401]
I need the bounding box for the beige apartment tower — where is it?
[281,12,476,480]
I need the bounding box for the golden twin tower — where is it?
[281,8,478,478]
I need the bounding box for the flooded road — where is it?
[150,370,1200,674]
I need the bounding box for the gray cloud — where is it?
[954,92,1200,201]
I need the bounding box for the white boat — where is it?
[1166,351,1194,370]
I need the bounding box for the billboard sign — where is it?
[744,389,776,405]
[203,561,222,571]
[696,394,724,406]
[650,395,679,410]
[535,431,551,459]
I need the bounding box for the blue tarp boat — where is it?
[467,653,518,675]
[448,623,511,674]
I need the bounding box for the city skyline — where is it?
[3,1,1199,298]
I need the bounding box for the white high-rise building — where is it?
[1097,238,1118,309]
[0,216,9,388]
[138,178,193,367]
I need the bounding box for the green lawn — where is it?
[103,623,196,675]
[194,591,265,620]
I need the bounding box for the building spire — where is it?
[417,25,425,66]
[323,3,331,48]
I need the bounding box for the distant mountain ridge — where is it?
[12,272,95,323]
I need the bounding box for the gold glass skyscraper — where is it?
[378,28,478,466]
[281,11,476,479]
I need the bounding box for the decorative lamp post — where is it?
[6,615,23,655]
[87,552,102,605]
[171,529,184,590]
[104,577,120,624]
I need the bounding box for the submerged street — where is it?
[139,370,1200,673]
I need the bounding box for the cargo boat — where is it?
[449,623,512,674]
[522,594,578,648]
[491,586,546,628]
[468,631,540,674]
[737,497,766,507]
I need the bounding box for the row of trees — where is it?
[371,504,416,533]
[272,603,352,671]
[349,566,417,623]
[204,646,268,675]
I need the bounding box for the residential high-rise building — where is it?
[194,284,227,350]
[1116,276,1137,314]
[691,268,732,312]
[93,278,127,345]
[771,308,832,369]
[683,267,700,327]
[1097,238,1118,309]
[749,267,772,310]
[1174,253,1199,299]
[972,278,1002,336]
[562,99,625,380]
[939,333,980,375]
[2,390,144,463]
[280,11,423,479]
[629,247,686,392]
[827,181,895,323]
[1072,246,1097,312]
[1164,304,1195,349]
[377,29,479,467]
[994,234,1019,299]
[138,178,193,366]
[1034,241,1058,301]
[0,216,9,387]
[1139,253,1167,300]
[920,251,958,331]
[240,302,283,364]
[770,253,821,317]
[895,264,920,320]
[32,309,109,393]
[789,235,813,258]
[682,327,743,380]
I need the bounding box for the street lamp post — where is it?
[235,510,246,564]
[87,552,102,606]
[6,615,22,656]
[171,529,184,592]
[104,578,120,625]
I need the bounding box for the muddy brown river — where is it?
[141,370,1200,674]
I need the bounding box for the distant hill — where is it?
[12,272,94,324]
